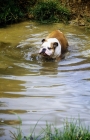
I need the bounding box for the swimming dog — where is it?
[39,30,69,60]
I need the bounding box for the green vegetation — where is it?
[0,0,21,25]
[0,0,71,26]
[31,0,71,23]
[0,0,36,26]
[10,117,90,140]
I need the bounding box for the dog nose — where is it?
[42,48,46,53]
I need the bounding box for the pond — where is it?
[0,21,90,140]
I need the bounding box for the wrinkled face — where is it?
[39,38,61,59]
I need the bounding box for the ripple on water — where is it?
[0,22,90,140]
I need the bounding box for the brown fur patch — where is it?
[46,30,68,54]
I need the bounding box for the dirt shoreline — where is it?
[61,0,90,28]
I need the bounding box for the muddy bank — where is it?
[61,0,90,28]
[0,0,90,28]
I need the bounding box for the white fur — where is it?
[39,38,61,58]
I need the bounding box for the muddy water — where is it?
[0,21,90,140]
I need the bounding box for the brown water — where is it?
[0,21,90,140]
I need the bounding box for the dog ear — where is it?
[42,39,46,43]
[53,42,58,49]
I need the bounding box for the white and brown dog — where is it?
[39,30,69,60]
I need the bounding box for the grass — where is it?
[0,0,71,26]
[31,0,71,23]
[0,0,36,26]
[10,116,90,140]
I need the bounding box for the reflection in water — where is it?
[0,128,5,137]
[39,61,58,75]
[0,78,26,94]
[0,21,90,139]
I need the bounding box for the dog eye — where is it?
[48,47,52,50]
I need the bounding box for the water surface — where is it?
[0,21,90,140]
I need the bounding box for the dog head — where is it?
[39,38,61,59]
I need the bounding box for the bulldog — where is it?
[39,30,69,60]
